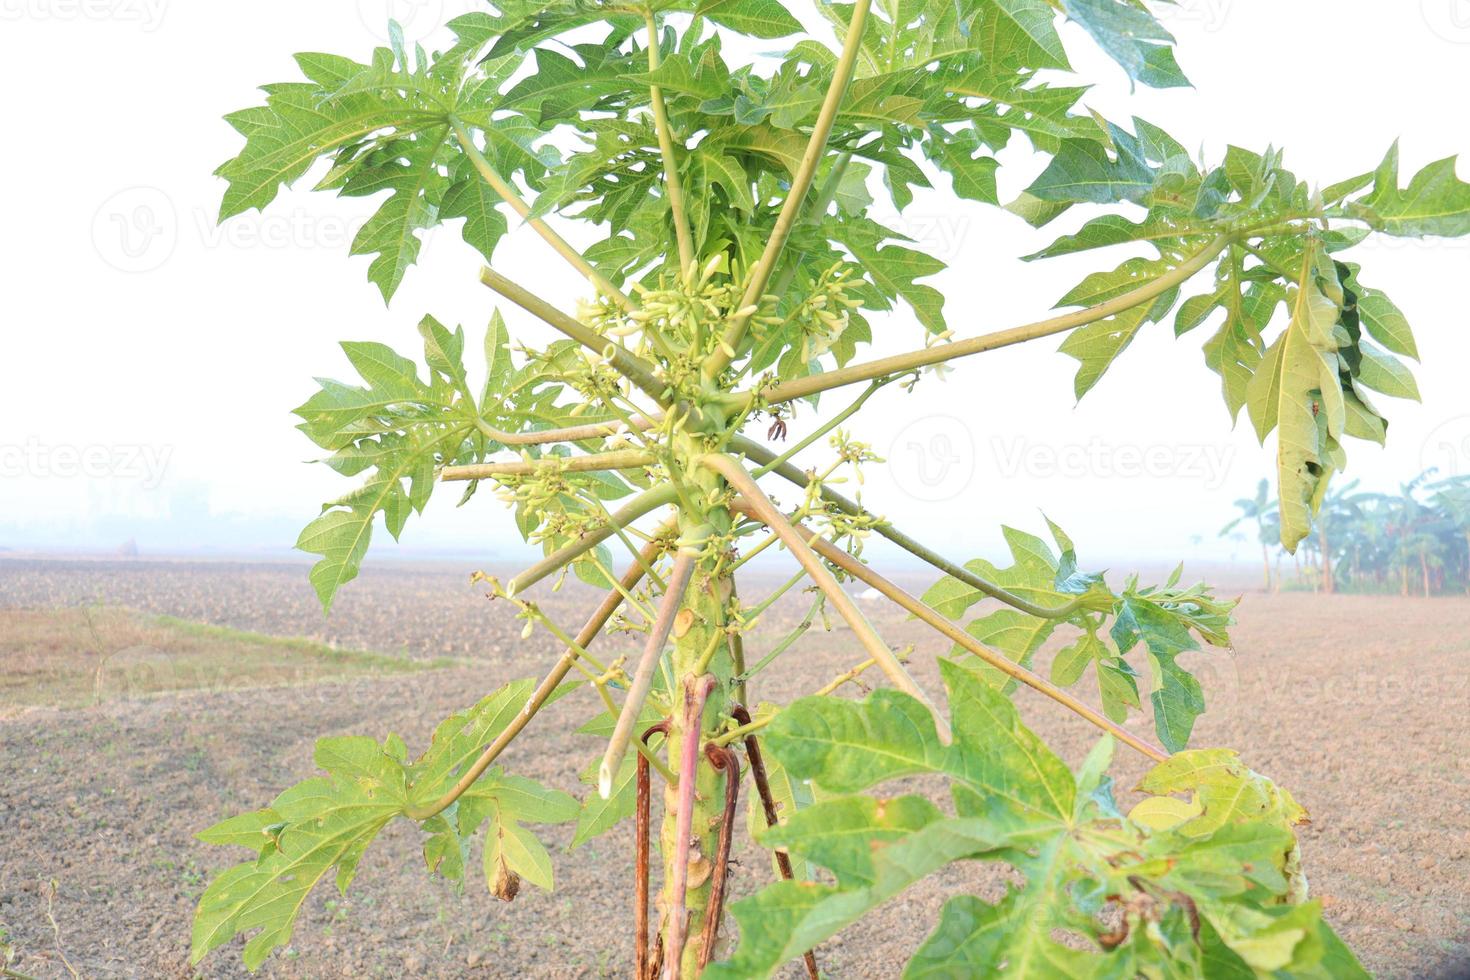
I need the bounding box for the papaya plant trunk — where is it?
[660,462,737,975]
[1260,541,1271,592]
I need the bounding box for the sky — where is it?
[1,1,1469,570]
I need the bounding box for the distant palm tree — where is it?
[1313,478,1370,594]
[1221,479,1278,591]
[1430,476,1470,594]
[1224,470,1470,596]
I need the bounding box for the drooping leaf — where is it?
[194,679,578,968]
[1245,241,1346,551]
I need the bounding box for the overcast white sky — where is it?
[2,1,1468,568]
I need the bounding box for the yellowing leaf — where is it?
[1128,794,1203,830]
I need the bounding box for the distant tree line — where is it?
[1223,473,1470,596]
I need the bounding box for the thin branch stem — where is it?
[736,591,824,684]
[506,484,677,597]
[599,553,697,797]
[703,0,874,380]
[700,453,950,741]
[479,266,669,406]
[814,656,880,697]
[473,415,656,448]
[587,551,659,623]
[644,11,695,272]
[750,378,892,479]
[441,449,655,481]
[451,119,633,309]
[731,434,1094,619]
[750,234,1234,405]
[785,518,1170,763]
[711,716,767,747]
[740,568,809,627]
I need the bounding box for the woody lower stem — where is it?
[659,435,737,976]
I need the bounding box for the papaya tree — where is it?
[192,2,1470,975]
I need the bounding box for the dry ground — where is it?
[0,608,455,716]
[1,557,1468,979]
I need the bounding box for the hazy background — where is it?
[2,1,1468,569]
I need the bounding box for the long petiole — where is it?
[450,118,633,309]
[506,485,677,597]
[665,674,716,979]
[644,10,695,272]
[599,552,697,797]
[471,415,652,448]
[703,0,874,381]
[748,233,1234,405]
[441,449,654,481]
[479,266,670,407]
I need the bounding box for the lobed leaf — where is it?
[719,668,1361,978]
[193,681,577,970]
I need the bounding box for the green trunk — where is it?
[659,555,734,974]
[659,434,738,975]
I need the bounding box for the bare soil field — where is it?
[0,608,456,716]
[2,557,1469,979]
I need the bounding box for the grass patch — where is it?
[0,607,461,716]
